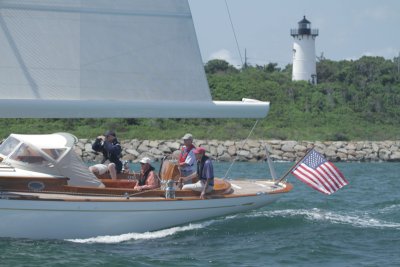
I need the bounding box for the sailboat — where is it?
[0,0,293,239]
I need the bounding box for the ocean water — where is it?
[0,162,399,267]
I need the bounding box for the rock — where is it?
[268,140,282,145]
[247,140,260,148]
[141,140,150,147]
[281,141,297,152]
[345,143,356,150]
[74,147,82,157]
[208,140,219,147]
[165,141,180,151]
[237,150,251,159]
[149,147,163,156]
[209,146,217,157]
[137,143,149,153]
[217,145,226,155]
[355,150,367,160]
[149,140,159,148]
[84,143,93,152]
[325,148,337,157]
[158,144,171,154]
[130,140,141,150]
[75,142,85,150]
[126,149,140,157]
[389,151,400,161]
[372,142,379,152]
[271,149,284,156]
[218,153,232,161]
[378,149,391,161]
[282,152,296,160]
[294,145,307,152]
[224,140,235,146]
[227,146,236,156]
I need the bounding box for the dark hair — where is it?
[104,130,116,137]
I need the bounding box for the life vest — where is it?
[138,166,155,186]
[179,144,195,163]
[197,155,214,186]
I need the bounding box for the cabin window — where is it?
[41,148,67,160]
[0,137,20,157]
[9,143,50,165]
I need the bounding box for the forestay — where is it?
[0,0,269,118]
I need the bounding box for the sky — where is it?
[188,0,400,68]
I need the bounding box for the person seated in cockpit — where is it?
[134,157,160,191]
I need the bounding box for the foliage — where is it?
[204,59,239,75]
[1,56,399,141]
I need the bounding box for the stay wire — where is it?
[224,0,244,66]
[223,120,259,179]
[222,1,258,178]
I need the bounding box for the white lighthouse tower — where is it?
[291,16,318,84]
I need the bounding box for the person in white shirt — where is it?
[178,133,196,179]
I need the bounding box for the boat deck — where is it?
[229,179,286,195]
[0,179,292,202]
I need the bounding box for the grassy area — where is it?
[0,118,398,141]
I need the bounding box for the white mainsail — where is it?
[0,0,269,118]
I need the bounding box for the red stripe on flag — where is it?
[321,163,342,188]
[328,162,348,186]
[316,164,340,191]
[300,163,337,193]
[321,162,348,188]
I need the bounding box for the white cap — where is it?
[139,157,151,164]
[182,133,193,140]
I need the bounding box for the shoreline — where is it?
[75,139,400,163]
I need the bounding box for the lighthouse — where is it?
[291,16,318,84]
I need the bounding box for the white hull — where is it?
[0,193,281,239]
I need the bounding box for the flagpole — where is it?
[275,148,312,185]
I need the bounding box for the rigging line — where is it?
[224,0,244,66]
[223,119,259,179]
[262,140,278,181]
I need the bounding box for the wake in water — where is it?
[379,204,400,213]
[66,221,216,244]
[65,213,246,244]
[248,208,400,230]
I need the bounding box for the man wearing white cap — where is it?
[134,157,159,191]
[178,133,196,178]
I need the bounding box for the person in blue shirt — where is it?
[182,147,214,199]
[90,130,122,180]
[178,133,196,177]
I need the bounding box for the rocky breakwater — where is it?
[75,139,400,163]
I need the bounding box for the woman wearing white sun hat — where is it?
[134,157,159,191]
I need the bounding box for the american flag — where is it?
[291,149,348,194]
